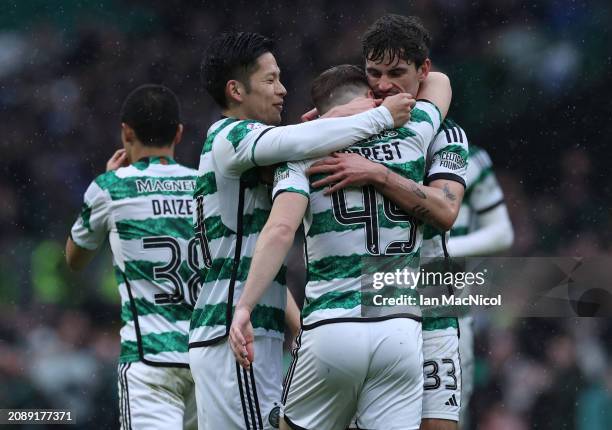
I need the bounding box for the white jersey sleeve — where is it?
[271,160,312,201]
[467,147,504,213]
[213,106,394,177]
[70,179,110,250]
[426,119,469,187]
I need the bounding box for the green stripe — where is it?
[121,298,192,323]
[190,303,285,332]
[309,254,364,282]
[204,257,286,284]
[116,217,193,241]
[202,208,269,242]
[422,317,458,331]
[226,120,261,150]
[302,286,420,318]
[433,144,468,164]
[382,156,425,182]
[302,290,361,318]
[194,171,217,197]
[95,174,195,200]
[203,216,234,240]
[423,224,442,240]
[450,226,468,237]
[409,107,433,127]
[309,254,417,283]
[80,202,93,233]
[202,118,238,154]
[119,331,188,361]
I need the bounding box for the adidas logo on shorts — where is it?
[445,394,459,407]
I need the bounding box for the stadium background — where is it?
[1,1,611,428]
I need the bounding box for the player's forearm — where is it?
[447,205,514,257]
[373,170,460,231]
[237,222,298,312]
[253,106,393,166]
[285,292,301,338]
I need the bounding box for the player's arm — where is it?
[230,192,308,368]
[448,201,513,256]
[217,94,413,176]
[286,291,301,339]
[65,237,97,271]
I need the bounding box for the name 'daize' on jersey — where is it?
[135,178,195,216]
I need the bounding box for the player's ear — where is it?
[417,58,432,82]
[226,80,244,104]
[121,123,136,145]
[366,88,374,99]
[172,124,184,146]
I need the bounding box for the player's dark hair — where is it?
[362,14,431,67]
[120,84,181,147]
[201,32,275,109]
[310,65,369,115]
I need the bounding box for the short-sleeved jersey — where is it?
[272,101,442,328]
[70,156,198,366]
[416,119,470,334]
[451,145,504,237]
[421,118,469,260]
[189,108,395,347]
[190,118,286,347]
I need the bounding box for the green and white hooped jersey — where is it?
[272,101,442,329]
[420,118,469,333]
[190,118,286,347]
[71,157,198,366]
[189,107,396,347]
[421,118,470,259]
[451,145,504,237]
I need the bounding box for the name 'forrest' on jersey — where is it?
[71,156,198,366]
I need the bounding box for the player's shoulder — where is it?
[217,118,269,146]
[468,144,493,170]
[436,117,466,142]
[92,169,121,192]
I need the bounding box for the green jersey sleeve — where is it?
[70,179,111,250]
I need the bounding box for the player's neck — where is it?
[129,145,175,164]
[222,106,257,121]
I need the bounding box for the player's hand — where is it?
[301,108,318,122]
[324,96,382,118]
[106,149,129,172]
[381,93,416,127]
[229,307,255,369]
[307,152,388,194]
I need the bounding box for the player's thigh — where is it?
[118,362,186,430]
[420,418,458,430]
[189,337,283,430]
[422,329,461,423]
[178,368,197,430]
[356,318,424,430]
[283,325,368,430]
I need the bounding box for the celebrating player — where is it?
[303,15,470,430]
[66,85,197,429]
[229,62,452,429]
[189,31,416,430]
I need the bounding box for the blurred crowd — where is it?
[1,1,611,428]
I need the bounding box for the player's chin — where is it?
[267,111,282,125]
